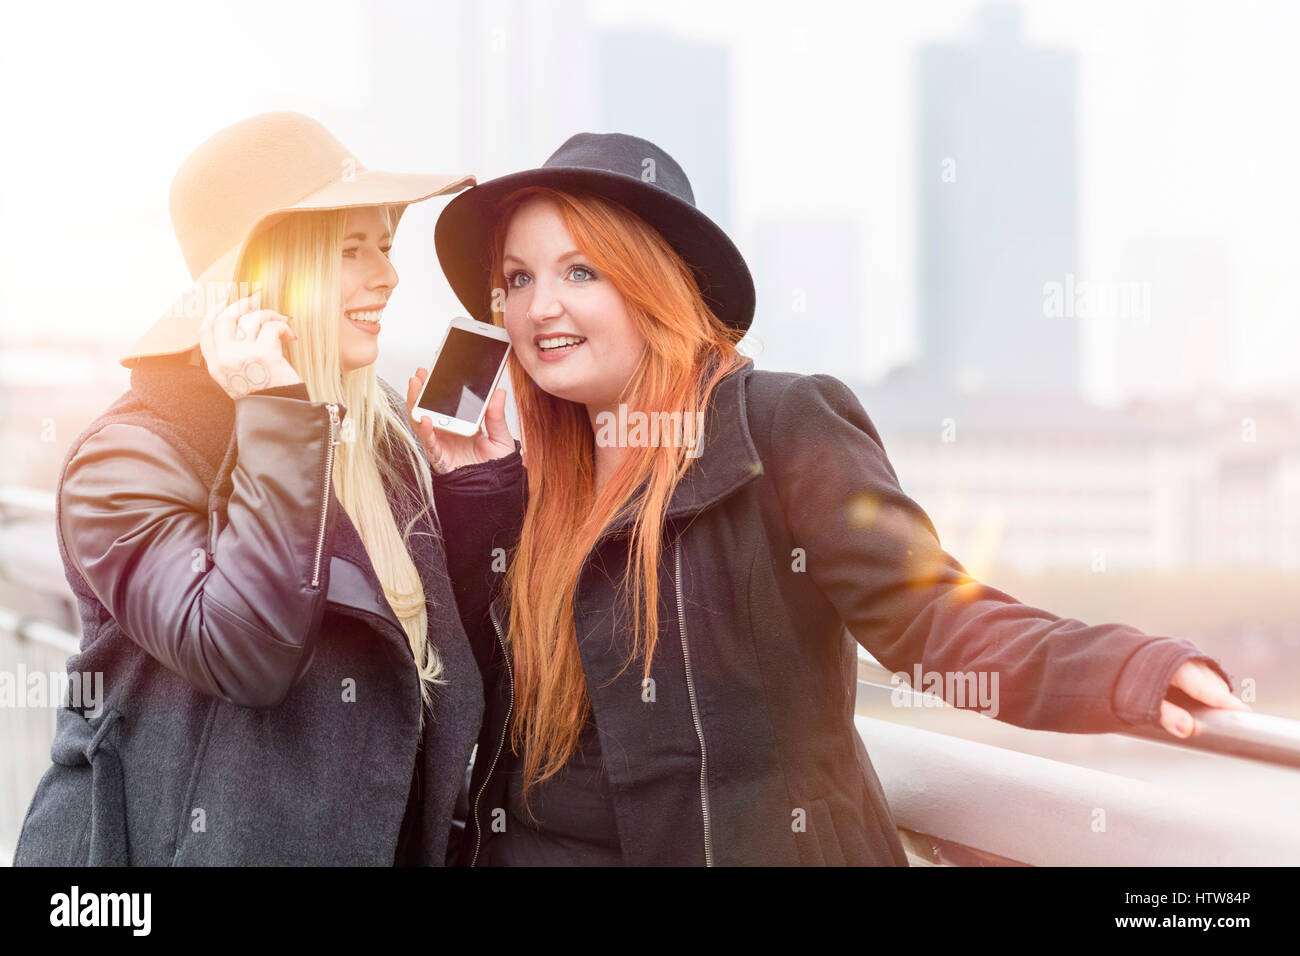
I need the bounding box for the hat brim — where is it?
[433,166,755,334]
[120,170,476,368]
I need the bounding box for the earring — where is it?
[526,311,532,320]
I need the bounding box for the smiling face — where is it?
[338,205,398,372]
[501,196,647,417]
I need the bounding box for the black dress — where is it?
[478,716,623,865]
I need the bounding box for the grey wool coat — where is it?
[14,358,483,866]
[438,358,1234,866]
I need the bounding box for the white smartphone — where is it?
[414,316,513,437]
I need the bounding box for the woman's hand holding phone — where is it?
[198,292,302,399]
[406,368,514,475]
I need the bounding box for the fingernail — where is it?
[1178,717,1192,735]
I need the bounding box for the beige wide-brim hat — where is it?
[120,111,475,368]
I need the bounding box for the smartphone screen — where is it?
[416,326,511,422]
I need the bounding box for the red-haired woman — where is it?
[414,132,1247,866]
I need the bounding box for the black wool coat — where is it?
[432,358,1231,866]
[15,361,482,866]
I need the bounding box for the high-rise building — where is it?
[596,27,733,234]
[916,4,1080,393]
[456,0,600,176]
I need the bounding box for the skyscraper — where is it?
[916,4,1080,393]
[596,27,733,234]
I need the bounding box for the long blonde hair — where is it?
[233,205,445,727]
[488,187,748,812]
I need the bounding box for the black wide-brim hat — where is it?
[434,132,755,334]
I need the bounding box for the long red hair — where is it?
[487,186,748,813]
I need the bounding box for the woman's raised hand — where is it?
[198,292,303,400]
[406,368,515,475]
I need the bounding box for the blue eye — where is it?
[504,264,596,288]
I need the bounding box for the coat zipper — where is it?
[468,545,712,866]
[470,600,514,867]
[311,403,341,589]
[674,537,714,866]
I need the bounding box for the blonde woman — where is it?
[15,113,484,865]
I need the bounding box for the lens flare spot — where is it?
[846,491,880,530]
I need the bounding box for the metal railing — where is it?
[856,657,1300,865]
[858,656,1300,770]
[856,713,1300,866]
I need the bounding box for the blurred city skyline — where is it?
[3,0,1300,406]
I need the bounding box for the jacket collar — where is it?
[124,360,418,641]
[487,358,762,627]
[127,360,238,476]
[602,357,763,537]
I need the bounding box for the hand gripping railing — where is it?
[856,653,1300,866]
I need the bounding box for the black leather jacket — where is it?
[15,362,483,866]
